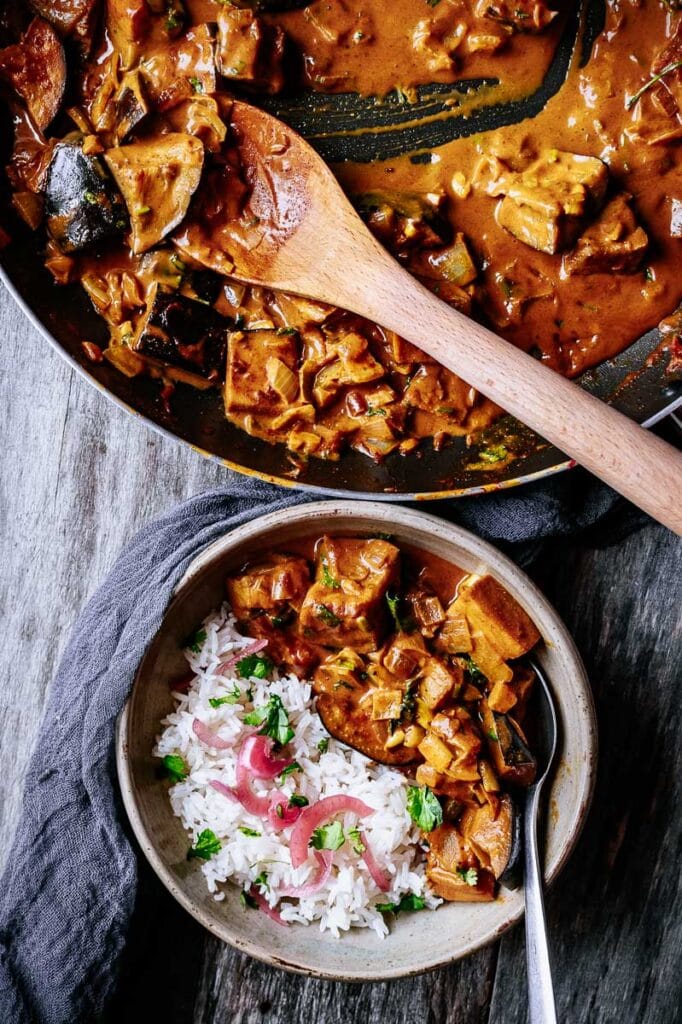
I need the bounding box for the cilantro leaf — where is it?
[320,555,340,590]
[238,826,261,837]
[457,866,478,887]
[236,653,275,680]
[310,821,345,851]
[376,892,426,914]
[348,826,365,855]
[316,603,341,627]
[209,686,241,708]
[278,761,301,779]
[243,694,294,746]
[289,793,309,807]
[162,754,188,783]
[254,871,268,889]
[386,591,413,633]
[184,628,207,654]
[318,738,329,753]
[406,785,443,832]
[240,889,258,909]
[461,655,488,686]
[188,829,221,861]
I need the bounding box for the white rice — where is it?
[154,603,439,937]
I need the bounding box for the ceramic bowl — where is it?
[116,501,597,980]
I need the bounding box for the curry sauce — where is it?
[1,1,681,467]
[224,532,540,901]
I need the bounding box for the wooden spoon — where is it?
[175,100,682,535]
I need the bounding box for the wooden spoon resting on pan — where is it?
[175,101,682,534]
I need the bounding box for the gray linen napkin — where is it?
[0,475,637,1023]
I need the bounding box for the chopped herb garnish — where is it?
[457,867,479,887]
[289,793,309,807]
[386,590,412,633]
[348,827,365,855]
[316,603,341,627]
[318,738,329,753]
[276,803,284,819]
[376,893,426,914]
[240,889,258,909]
[238,826,261,837]
[320,556,341,590]
[400,679,417,721]
[276,326,297,335]
[162,753,188,783]
[278,760,301,779]
[189,76,204,93]
[236,653,275,680]
[209,687,241,708]
[406,785,443,832]
[487,730,499,742]
[254,871,268,890]
[310,820,345,851]
[479,444,508,464]
[243,693,295,746]
[83,191,98,205]
[366,407,387,417]
[135,205,151,215]
[184,628,207,654]
[188,828,221,861]
[461,655,487,686]
[644,266,655,282]
[626,61,682,110]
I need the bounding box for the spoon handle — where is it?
[329,244,682,534]
[524,785,558,1024]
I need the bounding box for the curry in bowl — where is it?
[1,1,680,474]
[155,531,543,931]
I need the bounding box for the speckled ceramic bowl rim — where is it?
[116,501,598,981]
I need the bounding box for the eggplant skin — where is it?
[45,144,128,253]
[136,289,227,379]
[315,691,420,767]
[498,796,523,890]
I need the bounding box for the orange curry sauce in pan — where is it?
[1,1,681,468]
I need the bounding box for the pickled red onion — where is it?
[278,852,332,898]
[359,831,391,892]
[209,779,239,803]
[290,795,374,868]
[268,792,302,830]
[218,638,268,673]
[240,734,294,779]
[192,718,232,750]
[249,886,288,927]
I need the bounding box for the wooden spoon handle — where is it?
[331,244,682,534]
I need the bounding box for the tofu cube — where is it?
[418,731,453,773]
[226,554,310,619]
[458,574,540,660]
[418,657,461,710]
[371,689,403,721]
[563,193,648,276]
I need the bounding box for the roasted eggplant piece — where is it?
[134,285,227,381]
[0,17,66,131]
[29,0,98,55]
[314,690,420,767]
[482,701,537,787]
[104,133,204,255]
[459,793,522,889]
[45,144,128,253]
[426,824,496,902]
[114,70,150,142]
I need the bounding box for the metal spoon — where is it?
[524,658,559,1024]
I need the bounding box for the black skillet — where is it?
[0,0,680,499]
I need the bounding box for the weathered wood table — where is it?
[1,283,680,1024]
